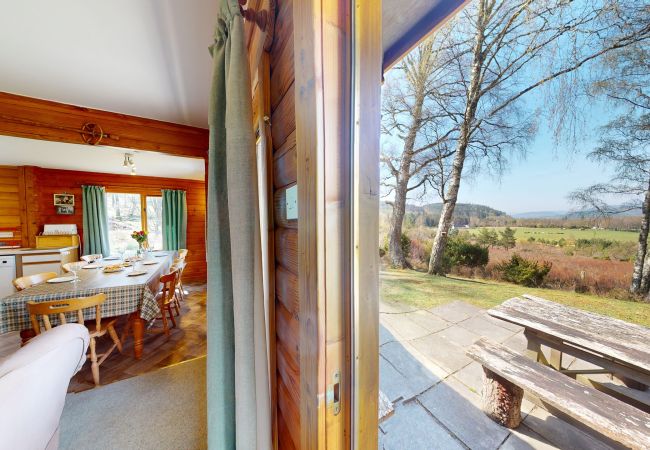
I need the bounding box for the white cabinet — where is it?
[0,256,16,298]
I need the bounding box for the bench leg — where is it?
[482,368,524,428]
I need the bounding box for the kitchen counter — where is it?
[0,246,78,256]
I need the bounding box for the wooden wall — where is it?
[0,166,23,247]
[0,165,206,281]
[269,0,300,447]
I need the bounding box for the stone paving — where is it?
[378,300,617,450]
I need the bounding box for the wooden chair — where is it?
[27,293,122,386]
[149,270,179,336]
[171,257,187,306]
[81,254,103,263]
[177,249,188,261]
[12,272,58,291]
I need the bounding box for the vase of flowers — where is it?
[131,230,148,258]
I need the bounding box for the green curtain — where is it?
[207,1,271,448]
[162,189,187,250]
[81,185,110,257]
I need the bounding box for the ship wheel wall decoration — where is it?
[80,122,105,145]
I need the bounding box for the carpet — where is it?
[59,356,206,450]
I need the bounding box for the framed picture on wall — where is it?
[53,193,75,206]
[56,205,74,215]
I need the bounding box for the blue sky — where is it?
[382,89,621,215]
[457,126,616,215]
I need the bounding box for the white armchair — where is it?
[0,324,89,450]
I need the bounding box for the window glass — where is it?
[106,193,142,255]
[146,196,163,250]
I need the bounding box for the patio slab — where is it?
[379,355,415,403]
[401,310,450,334]
[379,299,617,450]
[379,401,465,450]
[381,312,432,341]
[409,333,472,374]
[458,314,519,343]
[380,341,442,397]
[429,300,482,323]
[436,324,481,347]
[419,377,510,450]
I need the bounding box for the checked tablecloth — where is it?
[0,252,173,334]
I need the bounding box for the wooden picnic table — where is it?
[488,295,650,402]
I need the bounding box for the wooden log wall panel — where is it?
[276,265,299,316]
[0,166,22,246]
[276,340,301,406]
[274,146,297,190]
[278,377,301,449]
[9,166,207,281]
[276,301,300,356]
[270,28,295,111]
[270,83,296,151]
[268,0,300,447]
[0,93,208,158]
[278,410,298,450]
[274,185,298,230]
[275,228,297,272]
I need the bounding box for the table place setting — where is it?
[46,275,78,284]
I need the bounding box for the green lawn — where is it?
[467,226,639,243]
[380,268,650,327]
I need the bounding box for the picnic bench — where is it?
[491,295,650,402]
[468,339,650,449]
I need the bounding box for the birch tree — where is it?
[424,0,650,275]
[382,40,457,267]
[571,39,650,295]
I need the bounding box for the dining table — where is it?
[0,251,174,359]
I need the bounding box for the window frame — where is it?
[105,191,163,252]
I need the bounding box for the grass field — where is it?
[468,226,639,243]
[380,268,650,326]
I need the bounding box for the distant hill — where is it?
[381,202,508,227]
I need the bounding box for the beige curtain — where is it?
[206,1,271,448]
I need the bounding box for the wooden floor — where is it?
[68,282,206,392]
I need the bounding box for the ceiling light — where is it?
[123,153,136,175]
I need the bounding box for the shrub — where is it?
[495,253,552,287]
[476,228,499,247]
[442,236,489,274]
[498,227,517,249]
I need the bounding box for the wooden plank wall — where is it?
[269,0,301,447]
[0,166,23,247]
[2,166,206,281]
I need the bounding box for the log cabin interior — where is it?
[0,0,469,448]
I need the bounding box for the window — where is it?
[106,193,142,255]
[146,196,163,250]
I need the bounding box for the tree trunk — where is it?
[428,1,487,275]
[388,181,409,268]
[481,368,523,428]
[631,177,650,294]
[387,71,427,268]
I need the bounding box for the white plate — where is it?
[142,260,159,265]
[47,276,78,283]
[103,256,120,261]
[154,254,166,258]
[127,270,148,277]
[83,264,102,269]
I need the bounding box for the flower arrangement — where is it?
[131,230,148,246]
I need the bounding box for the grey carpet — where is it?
[60,356,207,450]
